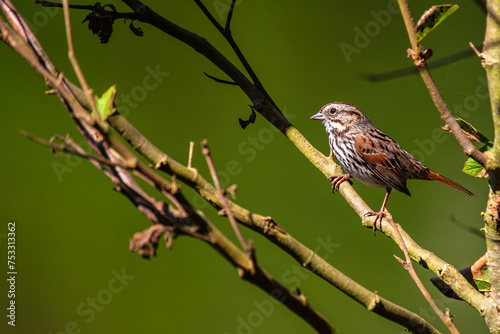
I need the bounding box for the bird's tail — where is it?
[427,170,474,196]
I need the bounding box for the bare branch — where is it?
[396,0,418,52]
[19,130,135,170]
[61,0,100,122]
[364,45,479,82]
[396,0,488,168]
[482,1,500,330]
[201,139,250,253]
[36,1,137,20]
[192,0,276,110]
[225,0,237,30]
[387,214,459,334]
[203,71,237,85]
[187,141,195,169]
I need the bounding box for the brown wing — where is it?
[354,135,411,195]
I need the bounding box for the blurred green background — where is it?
[0,1,492,333]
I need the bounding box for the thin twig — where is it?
[397,0,418,53]
[187,141,195,169]
[471,253,488,276]
[225,0,237,30]
[203,72,237,85]
[396,0,487,168]
[19,130,135,169]
[386,214,459,334]
[36,1,137,20]
[421,67,488,167]
[364,45,478,82]
[194,0,278,110]
[201,139,250,253]
[61,0,99,121]
[469,42,483,58]
[0,1,94,127]
[36,1,95,10]
[194,0,223,30]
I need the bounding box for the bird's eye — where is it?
[328,107,337,115]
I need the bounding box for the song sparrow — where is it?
[311,102,473,232]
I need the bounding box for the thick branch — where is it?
[485,2,500,169]
[483,0,500,330]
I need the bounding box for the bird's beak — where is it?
[310,111,325,120]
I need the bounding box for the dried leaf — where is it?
[128,20,144,37]
[81,3,120,43]
[164,230,173,249]
[83,12,114,44]
[129,225,167,259]
[239,106,257,129]
[421,48,433,61]
[443,118,491,144]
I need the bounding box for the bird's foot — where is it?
[329,174,352,193]
[365,209,388,235]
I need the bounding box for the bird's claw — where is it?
[329,174,352,193]
[365,209,388,235]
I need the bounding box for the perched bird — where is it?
[311,102,473,232]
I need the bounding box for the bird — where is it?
[311,102,473,233]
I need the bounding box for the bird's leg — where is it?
[329,174,352,193]
[327,149,353,192]
[366,189,391,235]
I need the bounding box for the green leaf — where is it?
[463,157,485,177]
[474,267,490,293]
[463,144,491,178]
[416,5,459,45]
[94,85,117,121]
